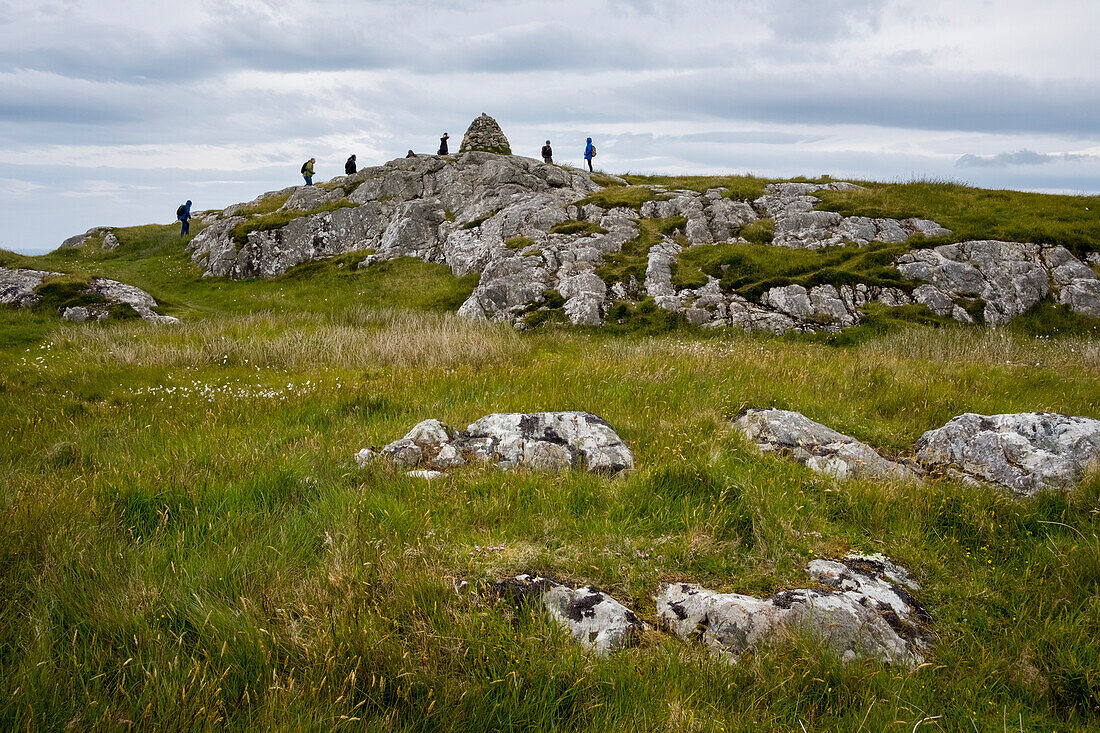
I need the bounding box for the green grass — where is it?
[505,236,536,250]
[671,239,918,300]
[575,186,666,212]
[596,216,687,286]
[548,221,609,236]
[622,174,773,201]
[231,193,291,217]
[1,172,1100,730]
[815,180,1100,259]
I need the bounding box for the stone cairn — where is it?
[459,113,511,155]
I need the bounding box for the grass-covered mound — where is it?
[0,174,1098,730]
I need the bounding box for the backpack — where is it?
[176,204,187,218]
[590,146,596,157]
[301,161,309,174]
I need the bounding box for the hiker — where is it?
[345,154,357,175]
[584,138,595,172]
[176,200,192,237]
[301,157,315,185]
[437,133,449,155]
[406,150,416,158]
[541,140,553,164]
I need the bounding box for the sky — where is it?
[2,0,1099,254]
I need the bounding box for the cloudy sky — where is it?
[3,0,1099,254]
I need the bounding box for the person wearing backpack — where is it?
[301,158,315,185]
[541,140,553,164]
[584,137,595,172]
[345,154,357,175]
[176,200,192,237]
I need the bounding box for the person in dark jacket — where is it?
[438,133,449,155]
[541,140,553,164]
[177,200,192,237]
[302,158,315,185]
[406,150,416,158]
[345,154,357,175]
[583,137,595,172]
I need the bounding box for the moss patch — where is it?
[672,240,917,299]
[574,186,666,212]
[548,221,608,236]
[505,236,535,250]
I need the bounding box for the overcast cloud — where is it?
[2,0,1099,254]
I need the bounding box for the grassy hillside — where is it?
[1,177,1099,731]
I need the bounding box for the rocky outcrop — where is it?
[734,408,919,481]
[754,182,950,250]
[174,116,1096,333]
[492,575,645,655]
[897,241,1100,324]
[459,113,512,155]
[358,412,635,475]
[656,554,932,667]
[915,412,1100,496]
[0,267,177,324]
[0,267,60,307]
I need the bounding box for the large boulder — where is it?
[915,412,1100,496]
[359,411,635,475]
[734,408,919,481]
[656,554,932,667]
[492,575,645,655]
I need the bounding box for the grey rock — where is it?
[458,412,634,473]
[363,411,634,475]
[735,408,919,481]
[493,574,645,655]
[0,267,59,307]
[354,448,378,468]
[406,470,447,480]
[0,267,176,324]
[656,554,931,667]
[897,241,1100,324]
[915,412,1100,496]
[101,231,120,250]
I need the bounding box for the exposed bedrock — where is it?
[734,408,920,481]
[656,554,932,667]
[357,411,635,475]
[491,575,645,655]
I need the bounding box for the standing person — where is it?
[345,154,357,175]
[301,157,315,185]
[437,133,449,155]
[176,200,192,237]
[584,137,595,172]
[406,150,416,158]
[541,140,553,164]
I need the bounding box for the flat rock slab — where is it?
[0,267,60,307]
[734,408,919,481]
[656,554,931,667]
[915,412,1100,496]
[360,412,634,474]
[492,574,645,655]
[0,267,178,324]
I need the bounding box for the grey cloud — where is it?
[753,0,887,42]
[956,149,1099,168]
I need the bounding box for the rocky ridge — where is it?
[0,267,178,324]
[177,141,1099,333]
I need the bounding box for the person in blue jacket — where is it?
[584,137,595,172]
[176,200,192,237]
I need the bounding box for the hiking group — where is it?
[297,133,595,183]
[176,133,598,236]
